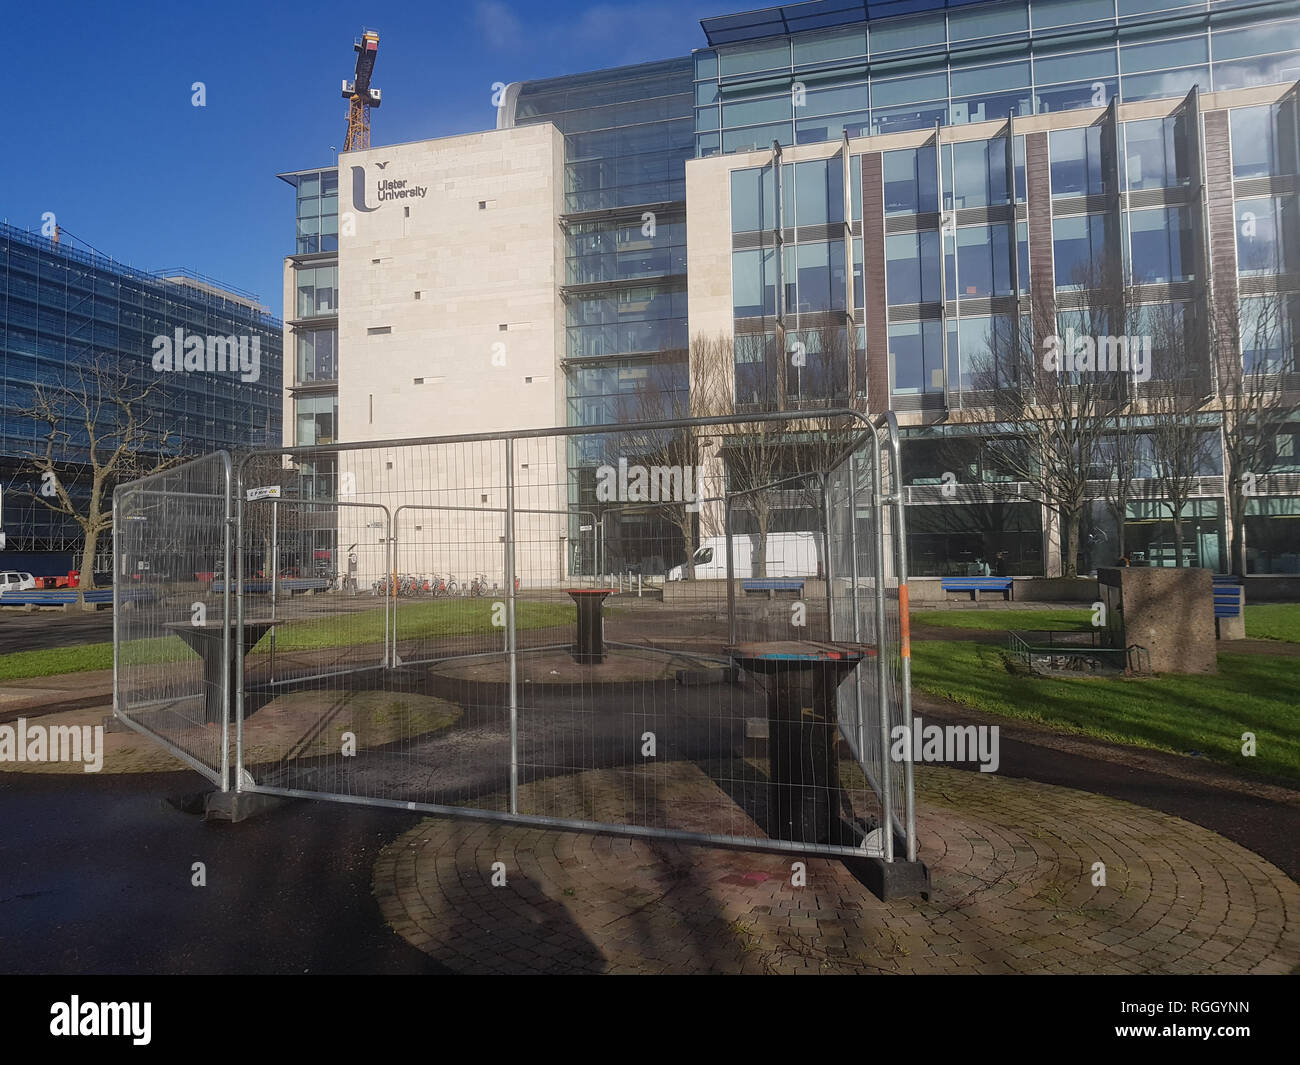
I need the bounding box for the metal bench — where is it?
[941,577,1014,601]
[0,587,153,607]
[742,578,805,599]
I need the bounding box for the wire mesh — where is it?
[112,451,232,787]
[113,412,917,862]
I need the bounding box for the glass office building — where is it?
[280,0,1297,578]
[0,222,282,570]
[505,58,696,572]
[682,0,1300,576]
[692,0,1300,153]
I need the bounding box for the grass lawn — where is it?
[1244,603,1300,643]
[0,599,576,681]
[910,639,1300,785]
[912,602,1300,644]
[910,608,1092,632]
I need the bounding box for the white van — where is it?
[666,533,820,580]
[0,571,38,593]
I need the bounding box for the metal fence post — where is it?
[846,455,865,762]
[884,417,917,862]
[269,497,278,682]
[870,431,894,861]
[822,473,835,642]
[228,454,238,794]
[725,497,736,646]
[504,437,519,815]
[111,493,120,718]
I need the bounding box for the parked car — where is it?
[0,571,38,593]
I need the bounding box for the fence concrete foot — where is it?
[841,855,931,901]
[204,789,291,823]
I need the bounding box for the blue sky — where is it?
[4,0,716,318]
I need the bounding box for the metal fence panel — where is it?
[113,451,232,787]
[112,412,917,865]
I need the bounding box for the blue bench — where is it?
[1212,577,1243,619]
[941,577,1014,601]
[743,578,805,599]
[0,587,154,607]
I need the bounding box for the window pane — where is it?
[949,2,1027,41]
[1050,126,1104,197]
[1120,37,1209,74]
[1236,198,1285,275]
[872,71,948,108]
[1036,79,1117,115]
[1032,0,1115,29]
[886,231,941,304]
[871,101,949,137]
[793,26,866,66]
[1122,67,1210,102]
[719,40,790,77]
[722,96,789,128]
[883,147,938,214]
[889,321,943,394]
[1124,116,1190,190]
[794,159,844,226]
[1034,48,1118,85]
[1129,207,1194,283]
[871,14,946,54]
[733,249,777,316]
[801,82,868,118]
[850,155,862,220]
[1230,105,1293,178]
[723,122,792,152]
[1213,18,1300,62]
[1053,215,1105,287]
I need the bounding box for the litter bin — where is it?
[42,576,58,589]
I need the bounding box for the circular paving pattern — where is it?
[373,764,1300,974]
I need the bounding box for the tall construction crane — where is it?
[342,29,381,152]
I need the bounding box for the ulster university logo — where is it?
[351,161,427,213]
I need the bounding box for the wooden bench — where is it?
[941,577,1014,601]
[742,578,805,599]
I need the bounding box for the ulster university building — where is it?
[280,0,1300,583]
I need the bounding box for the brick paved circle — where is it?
[372,765,1300,974]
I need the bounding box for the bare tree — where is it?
[1145,303,1217,567]
[19,354,179,594]
[1096,412,1145,564]
[1214,289,1300,576]
[726,331,790,577]
[970,256,1130,576]
[619,344,727,579]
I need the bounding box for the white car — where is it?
[0,571,38,593]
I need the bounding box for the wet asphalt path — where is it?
[0,769,449,974]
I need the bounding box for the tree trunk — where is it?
[1062,507,1082,578]
[1229,493,1248,577]
[753,505,770,578]
[1171,510,1185,567]
[681,514,697,580]
[78,526,100,596]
